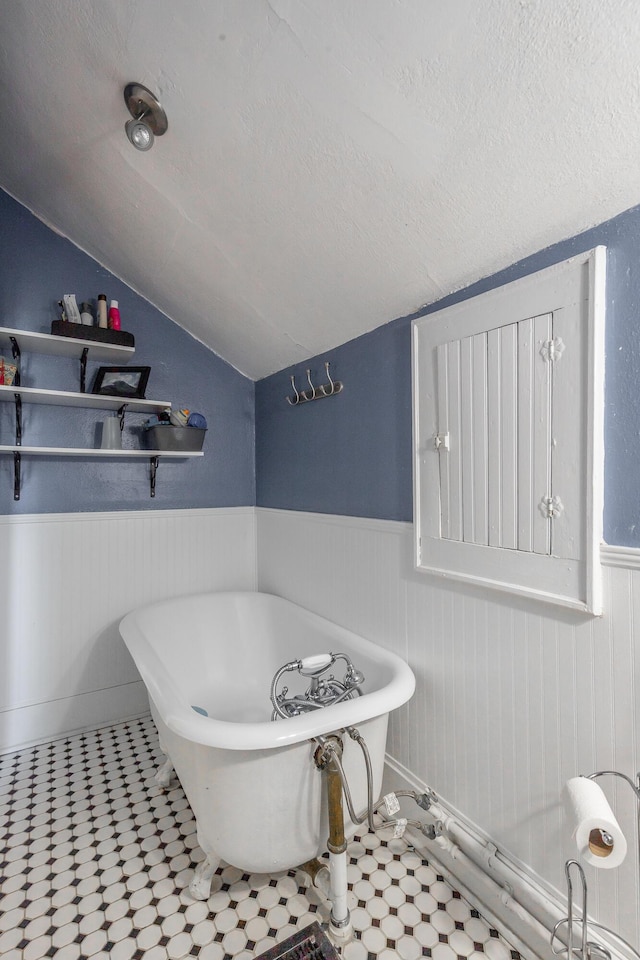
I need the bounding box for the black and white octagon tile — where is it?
[0,717,522,960]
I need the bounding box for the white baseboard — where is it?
[0,681,150,754]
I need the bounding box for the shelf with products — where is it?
[0,324,135,392]
[0,325,205,500]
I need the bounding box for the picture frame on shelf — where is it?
[91,366,151,399]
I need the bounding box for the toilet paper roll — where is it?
[564,776,627,869]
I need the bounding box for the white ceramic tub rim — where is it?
[119,590,415,751]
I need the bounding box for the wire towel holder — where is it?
[286,362,343,406]
[550,771,640,960]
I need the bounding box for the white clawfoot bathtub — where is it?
[119,591,415,902]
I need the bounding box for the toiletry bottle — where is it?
[108,300,121,331]
[97,294,108,328]
[80,302,94,326]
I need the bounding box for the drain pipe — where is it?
[397,789,570,953]
[431,833,554,946]
[298,857,331,900]
[313,736,354,945]
[432,807,565,933]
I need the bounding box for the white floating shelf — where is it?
[0,446,203,458]
[3,445,203,499]
[0,325,135,362]
[0,384,171,413]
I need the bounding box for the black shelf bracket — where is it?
[79,347,89,393]
[10,336,21,387]
[13,451,21,501]
[118,403,129,432]
[14,393,22,446]
[150,456,159,498]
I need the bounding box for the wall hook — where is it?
[320,361,335,397]
[285,361,343,406]
[285,375,300,405]
[304,369,317,401]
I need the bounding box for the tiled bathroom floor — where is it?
[0,717,522,960]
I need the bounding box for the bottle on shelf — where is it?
[80,302,94,326]
[97,294,108,328]
[108,300,121,331]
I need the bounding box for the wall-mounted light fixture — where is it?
[123,83,168,151]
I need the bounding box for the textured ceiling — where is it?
[1,1,640,379]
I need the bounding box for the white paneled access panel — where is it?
[413,247,605,613]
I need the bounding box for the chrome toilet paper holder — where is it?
[551,770,640,960]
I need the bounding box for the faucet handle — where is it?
[299,653,334,676]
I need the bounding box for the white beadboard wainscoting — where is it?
[257,507,640,957]
[0,507,256,753]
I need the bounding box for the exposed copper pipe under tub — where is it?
[312,735,353,944]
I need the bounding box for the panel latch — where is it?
[540,337,565,363]
[433,432,450,452]
[539,495,564,519]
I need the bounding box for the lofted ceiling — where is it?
[1,1,640,379]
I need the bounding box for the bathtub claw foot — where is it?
[155,757,174,789]
[190,855,219,900]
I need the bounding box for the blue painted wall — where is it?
[0,190,255,513]
[256,324,412,521]
[256,203,640,547]
[7,181,640,544]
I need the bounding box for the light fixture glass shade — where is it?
[125,118,154,151]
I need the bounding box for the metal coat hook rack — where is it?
[286,362,343,406]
